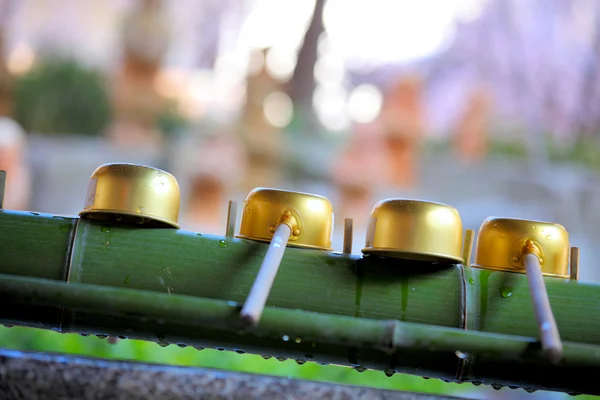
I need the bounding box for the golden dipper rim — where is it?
[79,208,180,229]
[361,248,465,264]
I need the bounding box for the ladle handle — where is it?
[241,224,291,327]
[523,253,563,363]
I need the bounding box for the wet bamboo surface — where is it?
[2,210,598,344]
[2,210,600,394]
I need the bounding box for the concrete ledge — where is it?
[0,349,464,400]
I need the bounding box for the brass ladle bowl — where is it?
[362,199,464,264]
[79,163,181,228]
[236,187,334,250]
[472,217,571,363]
[237,188,334,326]
[473,217,570,278]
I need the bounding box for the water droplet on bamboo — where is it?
[216,347,225,351]
[157,342,169,347]
[218,240,228,248]
[295,337,302,344]
[276,357,286,362]
[282,335,289,341]
[235,349,245,354]
[295,359,306,365]
[384,369,395,377]
[124,275,130,284]
[177,343,186,348]
[455,350,468,359]
[194,346,204,351]
[500,287,513,298]
[226,300,240,310]
[354,366,367,373]
[96,334,108,339]
[261,355,272,360]
[492,383,503,390]
[101,226,110,233]
[525,388,537,393]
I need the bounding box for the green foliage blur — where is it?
[13,58,112,135]
[428,134,600,172]
[1,325,597,399]
[0,326,462,397]
[157,100,189,137]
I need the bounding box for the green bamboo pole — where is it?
[66,218,464,328]
[0,210,75,329]
[2,273,600,395]
[4,273,600,364]
[2,211,600,345]
[0,210,74,280]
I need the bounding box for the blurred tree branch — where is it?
[289,0,325,133]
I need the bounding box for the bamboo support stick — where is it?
[462,229,475,265]
[240,224,291,326]
[225,200,237,237]
[524,253,563,363]
[570,247,580,280]
[0,170,6,209]
[2,272,600,366]
[343,218,353,254]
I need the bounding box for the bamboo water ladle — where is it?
[79,163,181,228]
[362,199,465,264]
[472,217,574,363]
[236,188,334,327]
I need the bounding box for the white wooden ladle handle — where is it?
[523,253,563,363]
[241,224,291,327]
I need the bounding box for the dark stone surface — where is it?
[0,349,465,400]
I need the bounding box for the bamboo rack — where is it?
[1,210,600,395]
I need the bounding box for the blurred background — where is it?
[1,0,600,398]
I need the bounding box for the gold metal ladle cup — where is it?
[362,199,465,264]
[472,217,572,363]
[80,163,181,228]
[236,188,334,326]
